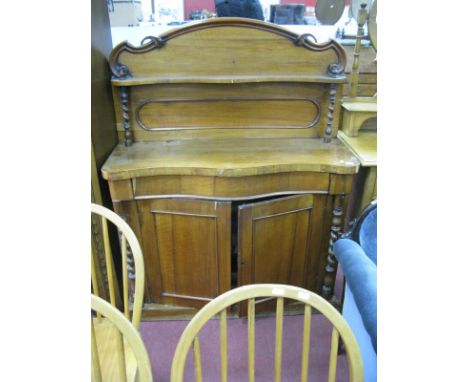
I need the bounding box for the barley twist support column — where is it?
[321,194,344,300]
[120,86,133,146]
[324,83,337,143]
[118,215,136,304]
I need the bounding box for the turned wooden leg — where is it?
[323,83,337,143]
[119,86,133,146]
[321,194,344,302]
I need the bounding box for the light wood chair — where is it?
[92,294,153,382]
[92,203,147,381]
[171,284,363,382]
[91,202,145,328]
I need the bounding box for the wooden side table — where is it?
[338,130,376,219]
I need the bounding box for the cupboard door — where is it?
[138,199,231,310]
[238,195,315,313]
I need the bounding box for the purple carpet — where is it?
[140,313,349,382]
[140,273,347,381]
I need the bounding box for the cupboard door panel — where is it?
[238,195,315,313]
[238,195,315,286]
[138,199,231,309]
[252,211,309,285]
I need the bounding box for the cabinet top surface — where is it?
[337,131,377,166]
[341,101,377,112]
[102,138,359,180]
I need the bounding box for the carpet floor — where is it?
[140,312,349,381]
[139,271,347,381]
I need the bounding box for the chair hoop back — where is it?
[91,203,145,328]
[91,295,153,382]
[170,283,363,382]
[350,200,377,244]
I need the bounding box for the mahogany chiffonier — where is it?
[101,18,360,318]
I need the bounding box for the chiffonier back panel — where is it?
[109,18,347,142]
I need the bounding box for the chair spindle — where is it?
[193,336,203,382]
[170,284,363,382]
[275,297,284,382]
[101,216,116,306]
[220,308,228,382]
[327,327,339,382]
[91,247,102,321]
[301,304,312,382]
[248,298,255,382]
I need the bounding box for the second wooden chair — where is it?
[92,294,152,382]
[91,203,146,381]
[171,283,363,382]
[91,202,145,327]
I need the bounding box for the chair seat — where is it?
[93,318,138,382]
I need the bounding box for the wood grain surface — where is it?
[137,199,231,310]
[102,138,359,180]
[110,18,347,83]
[337,131,376,167]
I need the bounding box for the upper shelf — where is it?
[111,74,348,86]
[342,100,377,112]
[109,18,348,86]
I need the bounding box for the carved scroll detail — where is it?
[109,36,167,79]
[327,62,345,77]
[294,33,318,45]
[324,83,337,143]
[140,36,166,47]
[321,194,344,300]
[120,87,133,146]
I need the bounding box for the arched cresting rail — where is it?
[170,284,363,382]
[109,17,347,81]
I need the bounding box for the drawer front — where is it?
[133,172,330,200]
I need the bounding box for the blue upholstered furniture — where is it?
[335,201,377,382]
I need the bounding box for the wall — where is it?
[91,0,118,206]
[108,1,144,26]
[184,0,215,19]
